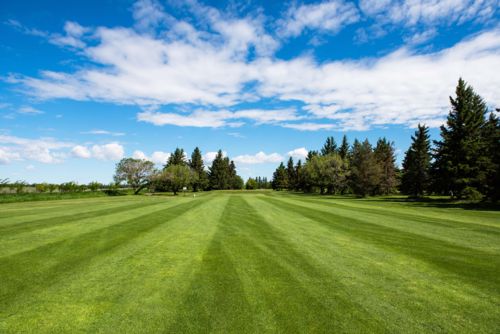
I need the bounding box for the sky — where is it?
[0,0,499,183]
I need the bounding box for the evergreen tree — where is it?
[165,148,187,168]
[306,150,319,162]
[432,78,488,198]
[481,112,500,200]
[350,139,381,197]
[286,157,296,190]
[374,138,397,195]
[321,136,337,156]
[338,135,349,160]
[272,162,288,190]
[401,124,432,197]
[189,147,207,192]
[208,150,229,190]
[295,160,304,191]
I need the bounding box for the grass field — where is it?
[0,192,499,333]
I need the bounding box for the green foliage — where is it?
[401,124,432,197]
[320,136,337,156]
[245,178,258,190]
[157,164,196,195]
[165,148,187,168]
[373,138,397,195]
[432,78,489,198]
[350,139,382,197]
[338,135,350,160]
[272,162,288,190]
[114,158,156,194]
[189,147,208,192]
[303,154,349,194]
[461,186,484,201]
[88,181,102,192]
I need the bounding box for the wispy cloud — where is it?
[233,151,283,164]
[81,129,126,136]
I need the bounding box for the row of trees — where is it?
[272,79,499,200]
[245,176,272,190]
[272,136,397,197]
[0,179,105,194]
[114,148,244,195]
[401,79,499,200]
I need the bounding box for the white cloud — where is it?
[259,30,500,130]
[49,21,88,48]
[131,150,169,164]
[18,106,44,115]
[81,129,125,136]
[6,1,500,131]
[359,0,498,27]
[71,143,124,161]
[71,145,91,158]
[132,150,148,160]
[279,0,360,37]
[287,147,308,160]
[233,151,283,164]
[280,123,336,131]
[0,135,72,164]
[150,151,170,164]
[137,108,298,128]
[91,143,124,161]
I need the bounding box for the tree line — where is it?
[114,148,244,195]
[272,79,500,201]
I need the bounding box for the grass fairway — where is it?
[1,192,499,333]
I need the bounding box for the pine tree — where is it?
[481,112,500,200]
[189,147,207,192]
[295,160,304,191]
[272,162,288,190]
[306,150,319,162]
[350,139,381,197]
[321,136,337,156]
[401,124,432,197]
[286,157,296,190]
[374,138,397,195]
[432,78,488,198]
[165,148,186,168]
[208,150,229,190]
[338,135,349,160]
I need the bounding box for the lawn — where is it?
[0,192,499,333]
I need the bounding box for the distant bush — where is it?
[461,187,483,201]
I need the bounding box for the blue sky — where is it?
[1,0,499,183]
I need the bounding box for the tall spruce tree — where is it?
[481,112,500,200]
[374,138,397,195]
[189,147,207,192]
[286,157,296,190]
[272,162,288,190]
[165,148,187,168]
[321,137,337,156]
[208,150,229,190]
[432,78,488,198]
[295,160,304,191]
[306,150,319,162]
[338,135,349,160]
[401,124,432,197]
[350,139,381,197]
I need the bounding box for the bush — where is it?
[460,186,483,201]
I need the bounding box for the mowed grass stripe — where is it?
[251,195,499,333]
[0,196,139,220]
[0,197,209,307]
[0,197,194,258]
[1,195,227,333]
[269,194,500,251]
[291,194,500,233]
[262,196,500,293]
[0,199,165,235]
[170,195,387,333]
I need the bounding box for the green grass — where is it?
[0,192,499,333]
